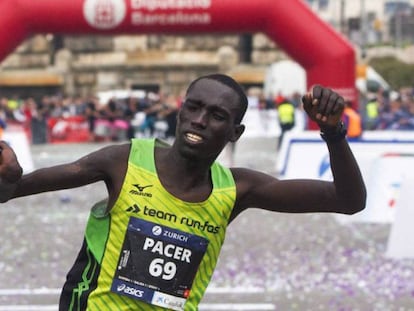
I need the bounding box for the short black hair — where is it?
[186,73,248,124]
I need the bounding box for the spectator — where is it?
[364,96,380,130]
[95,98,128,141]
[276,96,295,149]
[124,96,140,140]
[139,93,163,137]
[388,97,414,130]
[159,93,179,139]
[342,101,362,138]
[84,97,99,142]
[29,97,49,144]
[0,101,7,138]
[378,96,406,130]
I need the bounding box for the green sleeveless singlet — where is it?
[61,138,236,311]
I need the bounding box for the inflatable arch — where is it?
[0,0,356,109]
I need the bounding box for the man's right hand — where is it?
[0,141,22,202]
[0,141,23,183]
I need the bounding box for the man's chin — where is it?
[178,146,203,160]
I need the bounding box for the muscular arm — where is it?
[229,86,366,222]
[230,138,366,221]
[2,143,130,207]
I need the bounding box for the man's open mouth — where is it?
[186,133,203,143]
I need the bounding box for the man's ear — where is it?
[230,124,245,142]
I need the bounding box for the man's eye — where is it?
[184,105,195,112]
[185,102,198,111]
[213,113,226,121]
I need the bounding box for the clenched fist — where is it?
[302,85,345,129]
[0,141,23,183]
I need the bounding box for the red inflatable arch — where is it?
[0,0,357,123]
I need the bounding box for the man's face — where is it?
[174,78,244,160]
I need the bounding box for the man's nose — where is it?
[191,110,208,128]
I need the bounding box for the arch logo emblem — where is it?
[83,0,127,29]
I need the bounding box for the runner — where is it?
[0,74,366,311]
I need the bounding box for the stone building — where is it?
[0,33,284,101]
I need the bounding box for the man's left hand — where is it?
[302,85,345,129]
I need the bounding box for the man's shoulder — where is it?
[95,142,132,160]
[230,167,261,186]
[230,167,278,189]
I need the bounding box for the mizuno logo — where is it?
[126,204,141,213]
[130,184,153,197]
[133,184,153,192]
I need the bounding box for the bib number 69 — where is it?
[149,258,177,280]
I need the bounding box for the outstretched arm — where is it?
[230,86,366,220]
[0,141,23,202]
[0,142,130,204]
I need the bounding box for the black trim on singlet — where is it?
[59,239,101,311]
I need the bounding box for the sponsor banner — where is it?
[278,131,414,223]
[83,0,213,29]
[48,116,90,143]
[130,0,212,27]
[386,178,414,259]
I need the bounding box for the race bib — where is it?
[111,217,209,310]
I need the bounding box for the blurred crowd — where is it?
[0,85,414,144]
[361,87,414,131]
[257,85,414,138]
[0,92,181,143]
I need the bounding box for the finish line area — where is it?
[0,134,413,310]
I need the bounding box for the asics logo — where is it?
[116,283,144,298]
